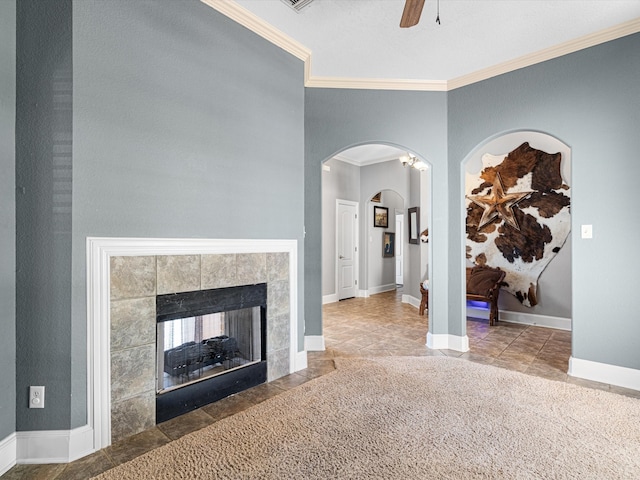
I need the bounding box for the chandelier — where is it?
[399,154,428,171]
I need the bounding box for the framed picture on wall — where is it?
[374,206,388,228]
[383,232,395,258]
[408,207,420,244]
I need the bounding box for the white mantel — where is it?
[86,237,304,452]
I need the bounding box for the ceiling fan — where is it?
[400,0,440,28]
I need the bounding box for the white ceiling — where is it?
[227,0,640,164]
[234,0,640,82]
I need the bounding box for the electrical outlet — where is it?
[29,386,45,409]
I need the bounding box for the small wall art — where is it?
[383,232,395,258]
[374,206,388,228]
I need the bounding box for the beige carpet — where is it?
[94,357,640,479]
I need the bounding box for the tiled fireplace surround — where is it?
[88,238,301,450]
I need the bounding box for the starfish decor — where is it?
[467,173,532,231]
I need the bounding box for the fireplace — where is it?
[87,238,303,447]
[155,283,267,422]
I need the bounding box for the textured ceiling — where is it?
[227,0,640,163]
[234,0,640,82]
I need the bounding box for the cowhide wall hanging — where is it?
[465,142,571,307]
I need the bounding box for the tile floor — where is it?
[4,290,638,479]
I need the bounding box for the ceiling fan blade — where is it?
[400,0,425,28]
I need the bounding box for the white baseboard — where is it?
[467,306,572,331]
[322,293,338,305]
[368,283,396,296]
[323,291,373,303]
[568,356,640,391]
[426,332,470,352]
[15,425,94,464]
[305,335,326,352]
[402,294,421,309]
[0,433,16,476]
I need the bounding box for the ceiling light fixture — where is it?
[400,154,428,171]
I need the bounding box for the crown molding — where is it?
[202,1,640,92]
[448,16,640,90]
[306,76,448,92]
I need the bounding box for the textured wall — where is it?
[69,0,305,429]
[321,158,360,296]
[11,0,305,431]
[15,0,73,431]
[449,33,640,369]
[0,0,16,440]
[305,89,448,336]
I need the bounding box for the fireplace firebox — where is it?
[155,283,267,422]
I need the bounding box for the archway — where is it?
[460,131,572,348]
[320,142,432,334]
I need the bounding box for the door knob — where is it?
[339,255,345,259]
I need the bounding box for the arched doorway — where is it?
[320,142,432,315]
[461,131,572,363]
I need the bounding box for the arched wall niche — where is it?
[459,130,572,337]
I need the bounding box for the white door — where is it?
[395,212,404,285]
[337,200,358,300]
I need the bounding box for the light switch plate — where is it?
[581,224,593,239]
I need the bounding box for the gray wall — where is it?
[0,0,16,439]
[449,33,640,369]
[321,157,427,298]
[306,34,640,370]
[16,0,73,431]
[410,166,427,298]
[12,0,305,431]
[365,190,403,291]
[360,162,410,292]
[9,0,640,438]
[305,89,449,337]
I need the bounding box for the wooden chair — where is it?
[419,265,506,325]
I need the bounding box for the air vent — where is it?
[281,0,315,12]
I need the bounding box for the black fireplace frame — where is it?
[155,283,267,423]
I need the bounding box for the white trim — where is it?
[15,425,93,465]
[322,293,338,305]
[0,433,16,476]
[87,237,300,452]
[327,289,369,299]
[402,294,421,310]
[335,199,360,302]
[448,17,640,90]
[295,350,308,371]
[305,335,326,352]
[569,357,640,392]
[368,283,397,296]
[467,306,572,331]
[306,76,448,92]
[426,332,470,352]
[200,1,640,92]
